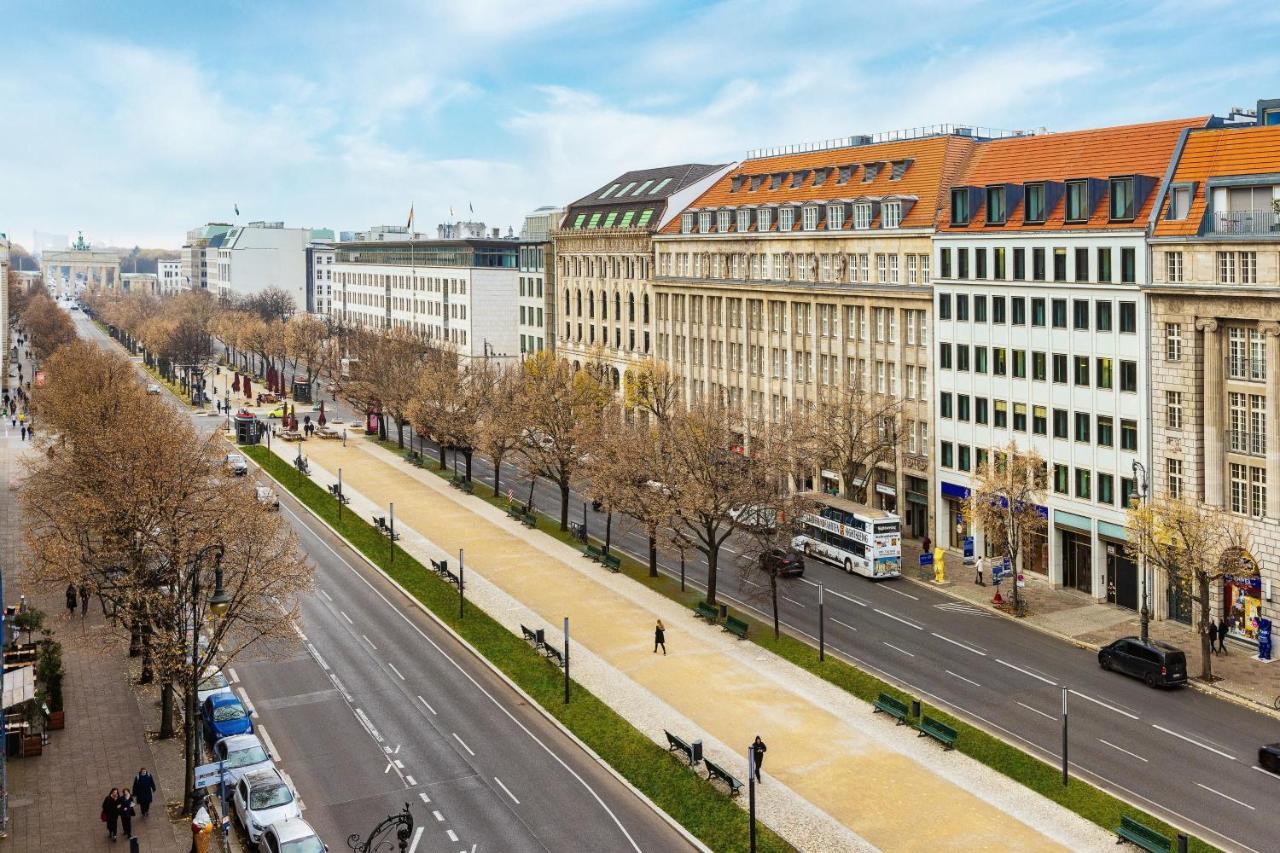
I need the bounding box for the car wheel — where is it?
[844,559,853,574]
[1143,671,1157,688]
[1099,653,1111,671]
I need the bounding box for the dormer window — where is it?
[837,165,855,184]
[620,210,635,227]
[698,212,712,233]
[757,208,773,232]
[802,205,819,231]
[853,202,872,230]
[985,186,1007,225]
[1167,185,1192,221]
[950,188,971,225]
[863,163,882,182]
[890,159,913,180]
[730,176,745,193]
[1109,176,1135,221]
[827,204,844,230]
[680,213,693,234]
[1024,183,1046,223]
[717,210,732,233]
[778,207,795,231]
[770,174,786,190]
[1065,180,1088,222]
[882,201,902,229]
[813,168,831,187]
[737,209,751,232]
[750,175,765,191]
[790,171,810,189]
[603,212,617,228]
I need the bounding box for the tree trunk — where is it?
[439,444,448,470]
[183,681,197,814]
[526,473,537,511]
[493,454,504,499]
[706,543,720,605]
[395,416,405,448]
[770,573,780,639]
[648,527,658,578]
[139,625,153,684]
[464,449,473,482]
[604,511,613,555]
[159,682,175,739]
[129,617,142,657]
[1198,572,1214,681]
[558,482,570,531]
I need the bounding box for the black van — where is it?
[1098,637,1188,687]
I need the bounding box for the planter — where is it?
[47,710,64,730]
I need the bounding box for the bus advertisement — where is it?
[791,493,901,579]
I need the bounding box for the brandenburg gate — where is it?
[41,232,123,295]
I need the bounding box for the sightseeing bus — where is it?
[791,493,902,579]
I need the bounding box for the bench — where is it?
[520,624,545,650]
[458,478,473,494]
[1116,816,1171,852]
[583,544,604,562]
[293,456,310,475]
[694,601,719,622]
[568,521,587,544]
[601,552,621,573]
[916,714,958,750]
[373,516,400,541]
[544,644,565,668]
[872,693,911,725]
[723,615,749,640]
[327,484,350,505]
[506,504,523,520]
[704,758,743,797]
[519,512,536,529]
[664,730,698,766]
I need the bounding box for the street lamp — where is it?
[1131,459,1150,644]
[186,544,228,815]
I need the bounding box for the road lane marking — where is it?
[931,632,987,656]
[319,588,333,602]
[405,775,416,786]
[1153,724,1235,760]
[419,792,432,804]
[494,776,520,804]
[355,708,384,743]
[874,608,923,630]
[418,695,437,715]
[447,829,459,842]
[362,633,377,650]
[236,687,257,718]
[945,669,980,687]
[996,658,1056,686]
[831,618,857,632]
[388,662,406,680]
[782,595,806,608]
[882,641,915,657]
[883,585,918,600]
[1252,765,1280,779]
[306,644,329,671]
[433,811,444,822]
[340,610,353,624]
[1196,782,1254,810]
[407,826,424,853]
[330,674,352,702]
[1098,739,1147,762]
[258,725,280,762]
[812,584,867,607]
[1068,689,1138,720]
[1016,701,1055,721]
[452,732,475,756]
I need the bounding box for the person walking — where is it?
[654,620,666,655]
[132,767,157,818]
[750,735,767,783]
[117,785,136,839]
[1218,618,1230,654]
[974,554,985,586]
[79,584,91,617]
[921,534,932,555]
[19,424,26,441]
[102,787,121,841]
[1207,618,1220,655]
[65,584,78,619]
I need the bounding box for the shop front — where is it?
[1224,574,1263,641]
[1056,510,1093,595]
[905,476,929,540]
[1099,521,1137,611]
[875,473,897,515]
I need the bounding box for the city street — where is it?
[74,312,694,852]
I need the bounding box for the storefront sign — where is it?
[875,483,896,497]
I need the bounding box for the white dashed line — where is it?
[340,610,353,624]
[330,674,352,703]
[319,588,333,602]
[882,641,915,657]
[1153,725,1235,760]
[407,826,424,853]
[782,595,806,608]
[874,608,923,630]
[931,632,987,656]
[831,618,857,632]
[1068,689,1138,720]
[1016,701,1055,721]
[388,662,405,680]
[453,732,475,756]
[362,633,377,650]
[1196,782,1254,810]
[258,725,280,762]
[945,669,981,687]
[996,658,1056,686]
[494,776,520,804]
[1098,738,1147,762]
[419,792,432,804]
[447,830,459,842]
[405,775,416,786]
[418,695,437,714]
[306,644,329,671]
[883,585,918,600]
[227,668,239,684]
[433,810,444,822]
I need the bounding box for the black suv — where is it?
[1098,637,1187,687]
[761,548,805,578]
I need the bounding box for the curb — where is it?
[244,446,710,853]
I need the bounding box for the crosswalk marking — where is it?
[934,601,997,618]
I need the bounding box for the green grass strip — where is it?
[244,444,791,853]
[367,437,1217,853]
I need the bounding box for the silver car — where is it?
[212,733,274,785]
[226,453,248,476]
[233,768,300,844]
[257,816,327,853]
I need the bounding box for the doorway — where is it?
[1061,530,1092,594]
[1104,543,1137,610]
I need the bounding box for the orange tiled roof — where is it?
[940,116,1209,232]
[659,134,977,234]
[1154,125,1280,237]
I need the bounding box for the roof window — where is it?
[770,173,786,190]
[618,181,637,197]
[730,176,746,193]
[813,168,831,187]
[863,163,882,182]
[599,184,621,199]
[985,186,1007,225]
[636,209,654,227]
[790,170,810,188]
[573,213,586,228]
[1166,184,1193,221]
[1109,176,1135,221]
[890,159,913,180]
[1024,183,1046,223]
[648,178,672,194]
[587,212,602,229]
[603,211,618,228]
[633,180,653,196]
[750,176,766,191]
[836,165,855,184]
[620,210,635,227]
[950,188,971,225]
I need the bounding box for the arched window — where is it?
[588,291,595,318]
[563,288,570,314]
[576,289,582,316]
[643,294,650,323]
[614,292,621,319]
[601,290,608,320]
[628,293,635,321]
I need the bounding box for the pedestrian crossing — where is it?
[933,601,997,618]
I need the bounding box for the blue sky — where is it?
[3,0,1278,250]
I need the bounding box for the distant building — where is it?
[518,206,564,356]
[121,272,159,294]
[181,223,233,292]
[158,259,184,294]
[344,225,429,242]
[209,221,315,310]
[305,241,336,316]
[437,221,491,240]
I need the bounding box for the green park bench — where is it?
[664,730,698,766]
[1116,816,1172,852]
[601,552,621,573]
[543,644,564,668]
[583,543,605,561]
[694,601,718,622]
[459,479,473,494]
[723,615,749,640]
[519,512,536,529]
[704,758,742,796]
[505,504,523,520]
[872,693,911,724]
[917,714,958,750]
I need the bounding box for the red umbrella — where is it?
[243,377,253,398]
[317,401,326,427]
[267,366,278,393]
[231,373,241,394]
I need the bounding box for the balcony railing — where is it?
[1207,207,1280,236]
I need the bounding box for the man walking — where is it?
[750,735,767,783]
[1218,618,1230,654]
[974,554,985,586]
[132,767,157,818]
[80,584,91,617]
[653,620,666,655]
[65,584,78,620]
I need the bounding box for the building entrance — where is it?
[1104,543,1137,610]
[1061,530,1092,594]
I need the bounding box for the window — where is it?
[882,201,902,229]
[1119,302,1136,333]
[1168,460,1184,500]
[956,294,969,321]
[1096,357,1113,389]
[1032,247,1046,281]
[1054,464,1069,494]
[951,188,970,225]
[975,247,988,279]
[802,206,819,231]
[1025,183,1046,223]
[1098,474,1114,505]
[1033,405,1047,435]
[778,208,795,231]
[680,213,694,234]
[1119,247,1136,283]
[1013,403,1028,432]
[1013,247,1026,280]
[940,343,952,369]
[986,186,1006,224]
[993,348,1007,375]
[853,203,872,230]
[957,394,971,421]
[1053,408,1069,438]
[1075,411,1091,443]
[1168,186,1191,220]
[1097,416,1113,447]
[1031,298,1046,327]
[1012,350,1027,378]
[976,397,989,424]
[757,208,772,232]
[1241,251,1257,285]
[957,445,972,472]
[974,295,987,322]
[994,247,1006,279]
[1052,299,1067,329]
[1012,297,1026,325]
[1032,351,1046,381]
[1096,301,1112,332]
[1109,177,1135,220]
[1054,248,1068,282]
[1073,299,1089,330]
[1252,467,1267,519]
[1231,463,1248,515]
[957,344,970,371]
[938,293,951,320]
[941,442,954,468]
[1074,247,1089,282]
[1165,323,1182,361]
[1167,390,1183,429]
[994,400,1008,428]
[1120,360,1137,392]
[1065,180,1088,222]
[1120,419,1138,451]
[1166,251,1183,283]
[992,296,1006,324]
[1052,353,1067,383]
[1075,468,1091,500]
[940,248,952,278]
[827,204,844,230]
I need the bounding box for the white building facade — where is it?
[518,206,563,356]
[211,221,312,309]
[306,242,336,316]
[158,260,184,294]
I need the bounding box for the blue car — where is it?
[202,693,253,746]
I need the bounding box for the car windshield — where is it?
[213,703,246,722]
[250,781,293,810]
[281,837,326,853]
[228,455,243,465]
[199,673,228,692]
[224,745,270,768]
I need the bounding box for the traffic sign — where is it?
[919,552,933,566]
[194,761,226,789]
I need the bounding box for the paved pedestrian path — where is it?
[268,433,1112,852]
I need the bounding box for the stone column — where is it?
[1199,319,1224,507]
[1263,322,1280,519]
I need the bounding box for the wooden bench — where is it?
[519,512,536,529]
[506,504,524,520]
[704,758,743,796]
[544,645,565,668]
[723,615,749,640]
[664,730,697,766]
[693,601,719,622]
[873,693,911,724]
[520,624,545,650]
[459,479,474,494]
[1116,816,1171,852]
[327,483,350,505]
[601,552,621,573]
[917,714,958,750]
[583,544,605,562]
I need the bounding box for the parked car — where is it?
[1097,636,1187,687]
[268,404,287,418]
[233,768,301,844]
[197,669,235,704]
[257,816,327,853]
[213,733,274,785]
[202,693,253,746]
[1258,743,1280,774]
[761,547,805,578]
[256,486,280,511]
[146,383,162,395]
[226,453,248,476]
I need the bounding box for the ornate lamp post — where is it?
[348,804,414,853]
[1131,460,1150,644]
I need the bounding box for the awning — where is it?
[2,666,35,709]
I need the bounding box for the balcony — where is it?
[1206,207,1280,237]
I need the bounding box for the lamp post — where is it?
[1131,459,1150,644]
[186,545,229,815]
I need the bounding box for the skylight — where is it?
[620,210,635,227]
[730,176,745,193]
[770,174,785,190]
[633,180,653,196]
[636,209,654,227]
[863,163,882,182]
[790,170,809,188]
[618,182,637,196]
[890,159,913,180]
[750,176,765,191]
[648,177,672,195]
[600,184,621,199]
[837,165,855,184]
[813,168,830,187]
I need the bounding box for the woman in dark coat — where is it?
[102,787,120,840]
[65,584,78,619]
[117,785,136,839]
[132,767,157,817]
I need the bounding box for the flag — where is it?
[234,203,239,216]
[469,201,474,214]
[407,203,415,231]
[449,206,454,219]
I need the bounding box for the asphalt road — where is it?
[75,312,694,853]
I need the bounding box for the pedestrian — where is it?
[750,735,767,783]
[19,424,26,441]
[118,785,136,839]
[132,766,157,817]
[1207,618,1219,655]
[974,554,985,586]
[102,787,121,841]
[654,620,666,655]
[922,534,932,554]
[342,429,347,447]
[80,584,91,617]
[1218,618,1230,654]
[65,583,78,619]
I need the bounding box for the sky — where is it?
[3,0,1278,251]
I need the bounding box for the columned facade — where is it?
[41,248,122,294]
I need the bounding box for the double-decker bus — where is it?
[791,493,901,579]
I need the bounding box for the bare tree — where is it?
[409,350,497,479]
[477,365,526,500]
[334,325,432,446]
[241,286,296,323]
[283,313,330,390]
[963,442,1047,616]
[801,380,905,503]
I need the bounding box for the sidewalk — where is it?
[904,543,1280,712]
[268,431,1114,852]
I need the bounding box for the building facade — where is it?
[932,117,1209,609]
[210,221,313,308]
[330,239,520,360]
[1148,119,1280,636]
[181,223,232,292]
[652,131,984,539]
[305,242,336,316]
[158,259,184,294]
[518,206,563,356]
[554,164,731,388]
